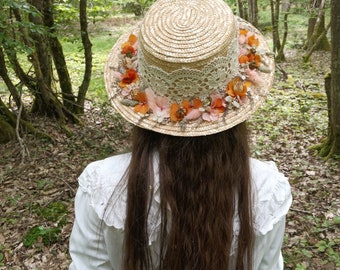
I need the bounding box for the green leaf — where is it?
[316,240,327,252]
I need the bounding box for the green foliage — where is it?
[223,0,237,13]
[22,201,68,248]
[313,218,340,266]
[34,201,68,224]
[54,0,118,24]
[23,226,61,248]
[295,263,307,270]
[35,178,53,189]
[121,0,154,16]
[284,214,340,268]
[0,0,44,54]
[53,3,79,24]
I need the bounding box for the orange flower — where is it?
[134,91,147,102]
[239,29,249,36]
[121,34,138,56]
[181,99,191,112]
[211,96,225,114]
[226,77,252,98]
[192,98,203,109]
[127,33,138,44]
[248,53,261,68]
[248,34,259,47]
[239,54,249,64]
[133,91,149,114]
[169,98,204,122]
[118,69,139,88]
[121,44,135,55]
[134,103,149,114]
[170,103,187,122]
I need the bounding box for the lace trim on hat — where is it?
[112,28,270,126]
[138,38,240,102]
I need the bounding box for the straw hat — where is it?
[105,0,275,137]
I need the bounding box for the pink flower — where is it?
[201,93,226,122]
[245,68,263,86]
[145,88,170,121]
[112,71,123,81]
[202,107,220,122]
[121,85,133,96]
[239,34,247,45]
[239,47,248,56]
[185,108,202,120]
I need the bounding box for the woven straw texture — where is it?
[140,0,235,67]
[138,0,239,101]
[105,0,275,137]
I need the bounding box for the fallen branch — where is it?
[276,64,288,81]
[290,208,313,214]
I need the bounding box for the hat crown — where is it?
[138,0,239,101]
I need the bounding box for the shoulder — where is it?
[78,152,131,193]
[76,153,131,229]
[250,158,292,235]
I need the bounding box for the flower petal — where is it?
[239,55,249,64]
[185,108,202,120]
[135,91,147,103]
[192,98,203,109]
[112,71,123,81]
[248,34,259,47]
[238,34,247,45]
[245,68,263,86]
[134,104,149,114]
[170,103,181,122]
[128,34,138,45]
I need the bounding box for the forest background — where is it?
[0,0,339,269]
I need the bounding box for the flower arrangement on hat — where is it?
[112,28,269,125]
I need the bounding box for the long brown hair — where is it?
[123,123,254,269]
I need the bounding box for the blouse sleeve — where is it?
[251,159,292,270]
[69,187,113,270]
[253,216,286,270]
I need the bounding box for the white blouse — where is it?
[69,153,292,270]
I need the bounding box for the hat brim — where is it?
[105,18,275,137]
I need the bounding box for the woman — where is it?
[69,0,292,269]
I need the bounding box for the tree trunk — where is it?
[276,1,290,62]
[44,0,76,112]
[247,0,258,27]
[238,0,248,20]
[77,0,92,114]
[270,0,281,54]
[307,17,317,41]
[303,21,331,62]
[0,96,52,144]
[312,0,340,159]
[27,0,79,123]
[27,0,55,116]
[0,0,87,143]
[0,115,16,143]
[0,46,25,115]
[0,98,16,143]
[328,0,340,157]
[27,0,52,87]
[303,0,331,51]
[6,8,39,96]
